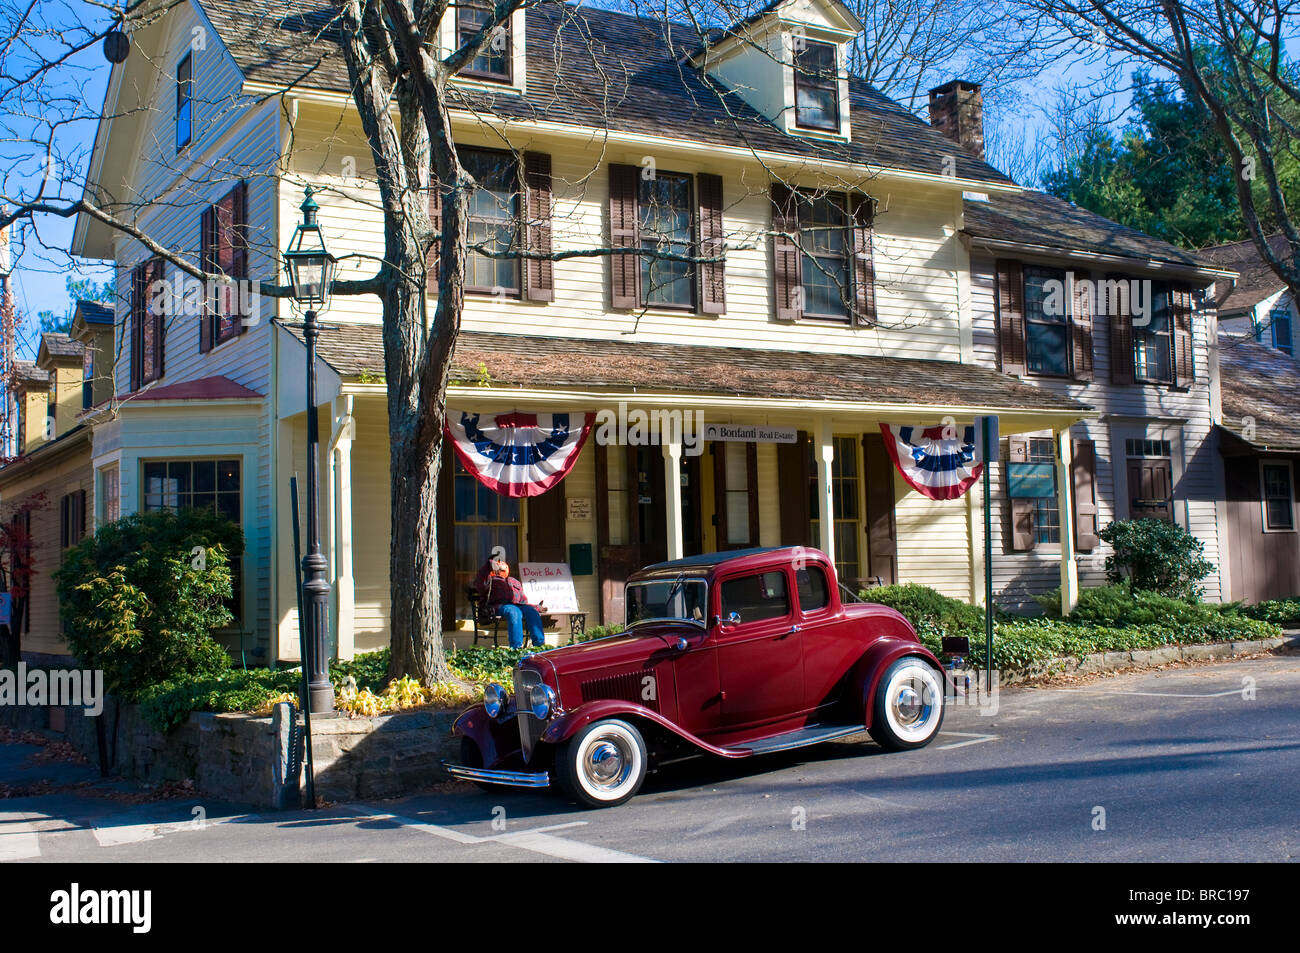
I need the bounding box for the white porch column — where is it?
[663,436,684,561]
[1056,428,1079,614]
[815,417,835,565]
[330,396,356,659]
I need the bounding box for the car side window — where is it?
[720,571,790,623]
[795,566,830,612]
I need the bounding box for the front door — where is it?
[1127,457,1173,521]
[596,443,669,625]
[714,566,804,730]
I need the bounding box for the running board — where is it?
[722,723,864,756]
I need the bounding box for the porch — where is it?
[274,324,1092,661]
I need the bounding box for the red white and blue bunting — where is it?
[446,410,595,497]
[879,423,983,501]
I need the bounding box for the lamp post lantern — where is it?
[284,187,337,715]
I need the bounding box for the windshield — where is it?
[625,576,708,628]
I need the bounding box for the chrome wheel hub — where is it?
[585,738,629,787]
[893,684,924,725]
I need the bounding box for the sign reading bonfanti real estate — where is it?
[703,423,798,444]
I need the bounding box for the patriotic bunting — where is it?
[879,423,984,500]
[446,410,595,498]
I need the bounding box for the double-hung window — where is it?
[1262,462,1295,531]
[201,182,249,349]
[1134,281,1173,383]
[799,192,850,320]
[1271,308,1293,355]
[462,147,520,295]
[176,53,193,152]
[457,2,511,82]
[639,173,694,308]
[1024,266,1069,376]
[794,40,839,131]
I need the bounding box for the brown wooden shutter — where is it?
[1007,436,1036,551]
[771,183,802,321]
[130,263,143,391]
[149,258,165,379]
[609,164,640,309]
[697,172,726,314]
[427,175,443,277]
[524,152,554,302]
[233,180,250,333]
[863,432,897,585]
[995,259,1026,375]
[777,431,813,546]
[1072,438,1100,551]
[1070,269,1094,381]
[1108,274,1135,384]
[1172,283,1194,387]
[200,205,215,353]
[850,193,877,327]
[527,478,567,563]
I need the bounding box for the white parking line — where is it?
[0,812,42,861]
[936,731,998,750]
[349,805,657,863]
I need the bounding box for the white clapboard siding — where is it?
[969,253,1225,611]
[287,102,968,362]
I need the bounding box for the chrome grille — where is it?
[514,667,545,762]
[580,670,659,711]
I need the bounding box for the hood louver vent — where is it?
[581,671,658,711]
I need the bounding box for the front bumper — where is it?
[441,761,551,788]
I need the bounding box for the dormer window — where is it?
[458,2,511,82]
[176,53,193,152]
[794,40,839,131]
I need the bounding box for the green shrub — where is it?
[1099,518,1215,599]
[861,583,987,641]
[330,649,391,693]
[1241,597,1300,625]
[137,668,303,732]
[54,508,244,701]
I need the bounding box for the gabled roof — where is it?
[963,191,1228,276]
[1199,235,1291,314]
[199,0,1012,187]
[279,322,1090,415]
[37,332,85,367]
[1218,334,1300,452]
[74,300,114,325]
[12,359,49,388]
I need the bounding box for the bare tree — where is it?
[1012,0,1300,302]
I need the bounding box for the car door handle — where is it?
[786,624,802,635]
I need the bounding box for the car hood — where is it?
[530,625,694,681]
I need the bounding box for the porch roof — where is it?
[282,323,1091,416]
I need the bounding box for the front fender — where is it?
[540,699,751,759]
[452,704,523,769]
[853,638,947,730]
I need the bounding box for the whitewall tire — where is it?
[868,657,945,751]
[557,718,648,808]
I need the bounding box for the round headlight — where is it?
[528,683,557,720]
[484,682,506,719]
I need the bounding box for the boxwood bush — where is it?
[1099,518,1215,599]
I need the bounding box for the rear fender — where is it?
[452,704,523,769]
[540,699,750,759]
[853,639,947,731]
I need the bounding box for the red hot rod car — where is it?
[443,546,947,807]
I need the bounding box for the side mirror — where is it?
[714,611,741,628]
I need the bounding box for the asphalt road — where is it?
[2,654,1298,863]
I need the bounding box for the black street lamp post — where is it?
[284,187,337,715]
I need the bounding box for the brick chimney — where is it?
[928,80,984,160]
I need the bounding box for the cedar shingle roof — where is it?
[963,191,1224,274]
[12,359,49,386]
[1218,334,1300,452]
[39,332,85,361]
[1199,236,1290,314]
[199,0,1012,187]
[279,322,1089,413]
[74,300,114,325]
